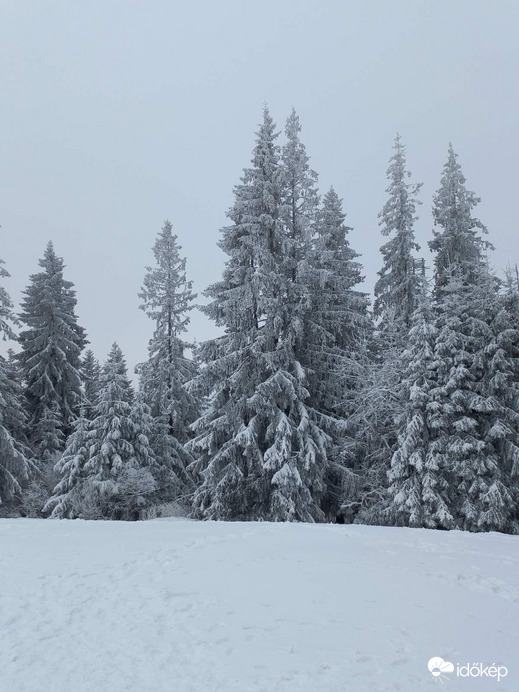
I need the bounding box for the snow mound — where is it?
[1,519,517,691]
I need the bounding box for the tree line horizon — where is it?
[1,105,518,533]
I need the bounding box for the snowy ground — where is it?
[0,519,517,692]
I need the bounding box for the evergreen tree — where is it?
[426,151,517,532]
[3,351,29,444]
[18,242,87,456]
[345,136,421,524]
[188,106,283,520]
[84,343,137,504]
[130,393,158,473]
[141,399,194,502]
[0,254,17,340]
[0,256,35,504]
[503,264,519,334]
[189,107,328,522]
[35,402,65,465]
[307,187,371,416]
[426,271,479,531]
[388,290,453,528]
[280,108,318,286]
[44,410,90,518]
[495,277,519,529]
[429,144,491,296]
[419,262,519,534]
[277,109,341,519]
[374,134,422,333]
[47,357,159,520]
[0,353,36,504]
[303,187,372,518]
[81,349,101,418]
[138,221,198,498]
[449,270,518,532]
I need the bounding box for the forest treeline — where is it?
[1,107,518,533]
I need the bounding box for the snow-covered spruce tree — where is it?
[18,242,87,458]
[114,393,158,519]
[374,134,422,334]
[305,187,372,518]
[447,268,519,533]
[306,188,371,413]
[44,410,90,518]
[3,350,30,446]
[189,107,328,522]
[427,270,510,532]
[0,257,35,505]
[35,402,65,466]
[495,275,519,529]
[130,393,157,470]
[280,110,349,518]
[81,349,101,418]
[280,108,318,286]
[138,221,198,500]
[429,144,491,297]
[83,343,139,516]
[0,254,17,340]
[341,138,421,524]
[426,149,518,532]
[47,372,158,519]
[503,264,519,335]
[387,287,454,528]
[0,352,36,505]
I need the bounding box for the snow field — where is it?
[1,519,518,691]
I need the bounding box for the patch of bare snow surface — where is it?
[1,519,517,691]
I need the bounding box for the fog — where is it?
[1,0,517,370]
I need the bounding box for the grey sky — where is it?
[1,0,518,373]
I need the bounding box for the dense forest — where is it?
[2,107,518,533]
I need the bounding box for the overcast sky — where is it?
[1,0,518,373]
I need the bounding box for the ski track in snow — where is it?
[0,519,518,692]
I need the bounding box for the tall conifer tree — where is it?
[44,410,90,518]
[84,343,136,500]
[427,148,516,532]
[345,137,421,524]
[138,222,198,498]
[18,242,87,459]
[307,187,371,416]
[303,188,372,518]
[0,257,35,503]
[430,144,491,296]
[388,289,454,528]
[374,134,422,333]
[189,107,328,522]
[81,349,101,418]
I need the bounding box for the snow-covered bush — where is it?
[66,484,106,521]
[20,463,58,517]
[108,467,157,521]
[141,500,189,520]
